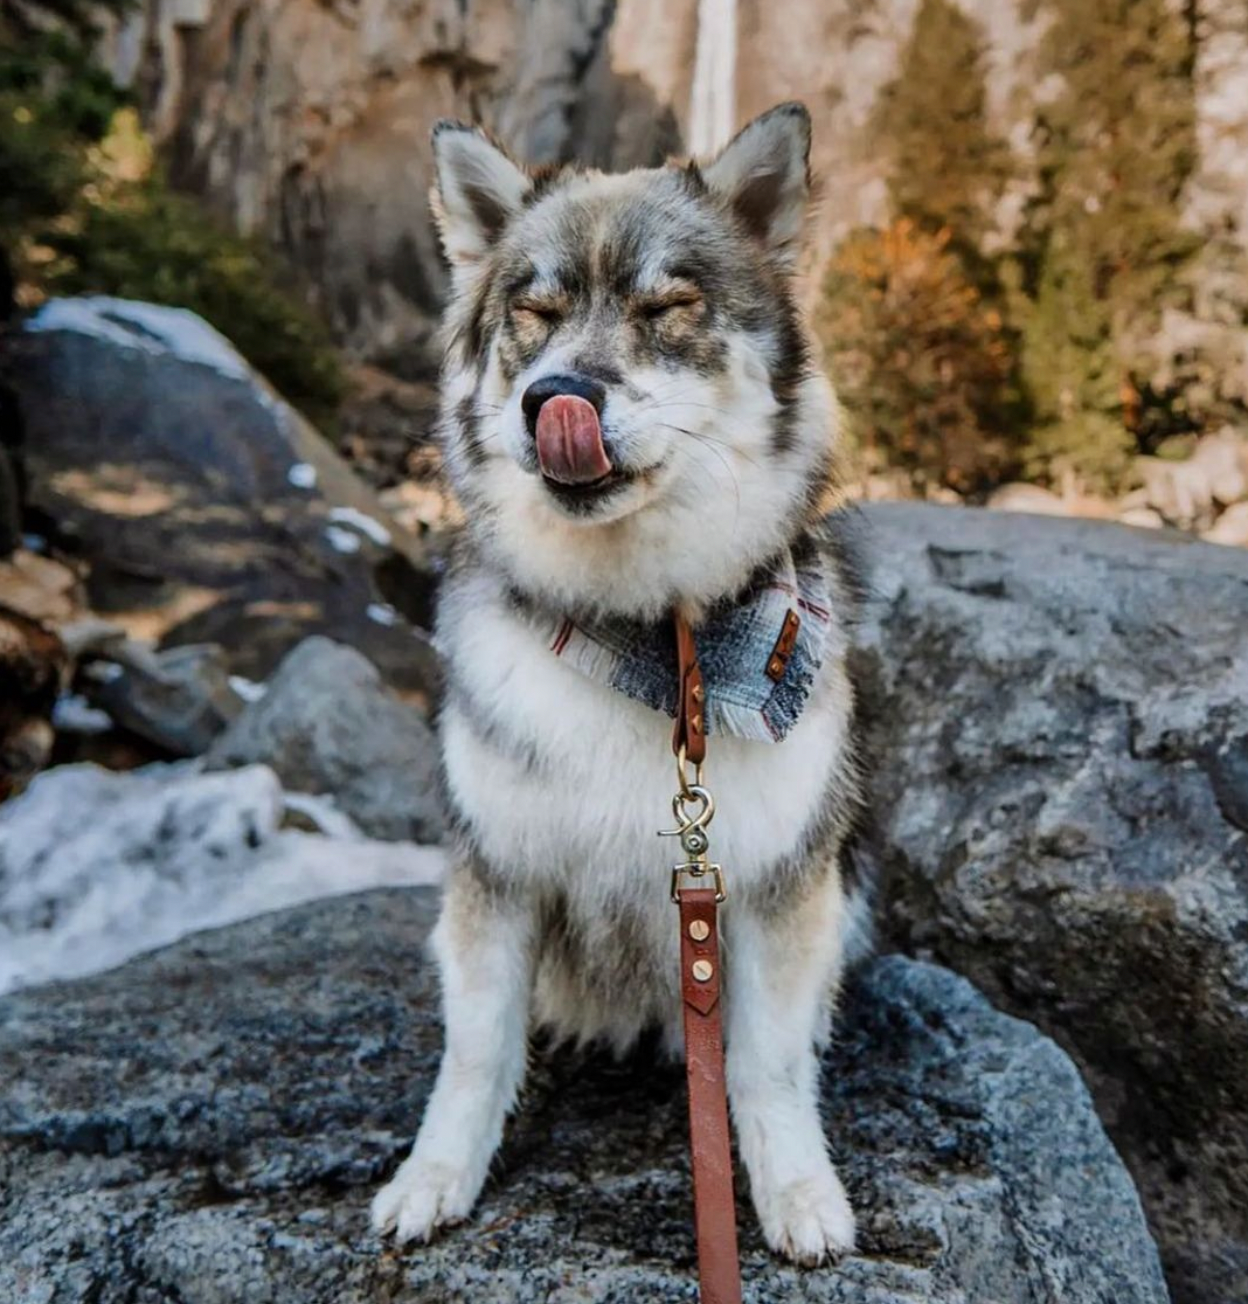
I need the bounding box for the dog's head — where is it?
[431,102,838,619]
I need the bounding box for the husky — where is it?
[371,102,869,1265]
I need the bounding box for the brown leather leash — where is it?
[662,614,742,1304]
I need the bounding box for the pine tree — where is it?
[1018,0,1198,487]
[871,0,1011,248]
[820,220,1016,496]
[820,0,1021,494]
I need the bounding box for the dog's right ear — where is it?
[430,122,530,267]
[702,102,811,268]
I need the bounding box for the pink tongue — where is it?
[535,394,612,485]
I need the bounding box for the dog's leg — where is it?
[371,863,533,1243]
[726,875,855,1264]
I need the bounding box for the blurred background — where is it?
[2,6,1248,1304]
[4,0,1248,538]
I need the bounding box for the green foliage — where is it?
[0,2,129,239]
[1017,229,1135,487]
[820,220,1019,496]
[46,167,345,426]
[1,2,344,424]
[823,0,1202,496]
[1017,0,1198,486]
[871,0,1011,249]
[823,0,1022,496]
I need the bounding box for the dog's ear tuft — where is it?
[431,121,530,266]
[703,103,811,266]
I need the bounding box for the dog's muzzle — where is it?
[522,373,612,486]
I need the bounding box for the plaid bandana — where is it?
[526,535,832,744]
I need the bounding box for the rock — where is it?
[99,0,674,368]
[0,444,19,558]
[0,763,446,996]
[985,481,1067,515]
[378,475,462,537]
[0,605,67,800]
[4,298,440,696]
[1203,499,1248,546]
[337,364,440,491]
[855,501,1248,1304]
[0,889,1167,1303]
[206,637,445,844]
[0,548,82,626]
[0,325,23,558]
[83,642,245,756]
[1117,505,1167,530]
[1138,427,1248,529]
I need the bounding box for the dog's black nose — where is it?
[522,373,606,437]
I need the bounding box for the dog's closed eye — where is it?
[637,289,704,320]
[513,298,564,324]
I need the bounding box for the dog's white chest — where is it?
[439,580,851,898]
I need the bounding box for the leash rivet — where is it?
[692,959,714,982]
[688,920,710,942]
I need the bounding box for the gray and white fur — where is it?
[372,102,870,1264]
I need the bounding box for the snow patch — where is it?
[324,525,362,555]
[229,674,268,703]
[27,298,254,383]
[0,763,446,994]
[282,791,360,839]
[366,602,400,627]
[51,694,114,735]
[328,506,391,547]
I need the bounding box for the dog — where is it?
[371,101,869,1265]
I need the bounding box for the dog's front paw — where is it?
[754,1164,856,1266]
[370,1158,479,1245]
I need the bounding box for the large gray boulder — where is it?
[3,298,439,696]
[206,637,445,843]
[855,502,1248,1304]
[0,889,1166,1304]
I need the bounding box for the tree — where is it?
[819,219,1017,496]
[871,0,1012,250]
[824,0,1021,496]
[0,0,129,246]
[1017,0,1198,487]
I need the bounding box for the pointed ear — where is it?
[430,121,530,266]
[702,102,811,266]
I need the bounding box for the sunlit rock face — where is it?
[101,0,681,368]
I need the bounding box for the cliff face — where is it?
[106,0,678,369]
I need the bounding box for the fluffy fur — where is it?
[372,103,869,1265]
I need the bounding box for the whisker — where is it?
[653,423,763,472]
[658,424,742,525]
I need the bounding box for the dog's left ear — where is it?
[430,121,531,267]
[702,102,811,267]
